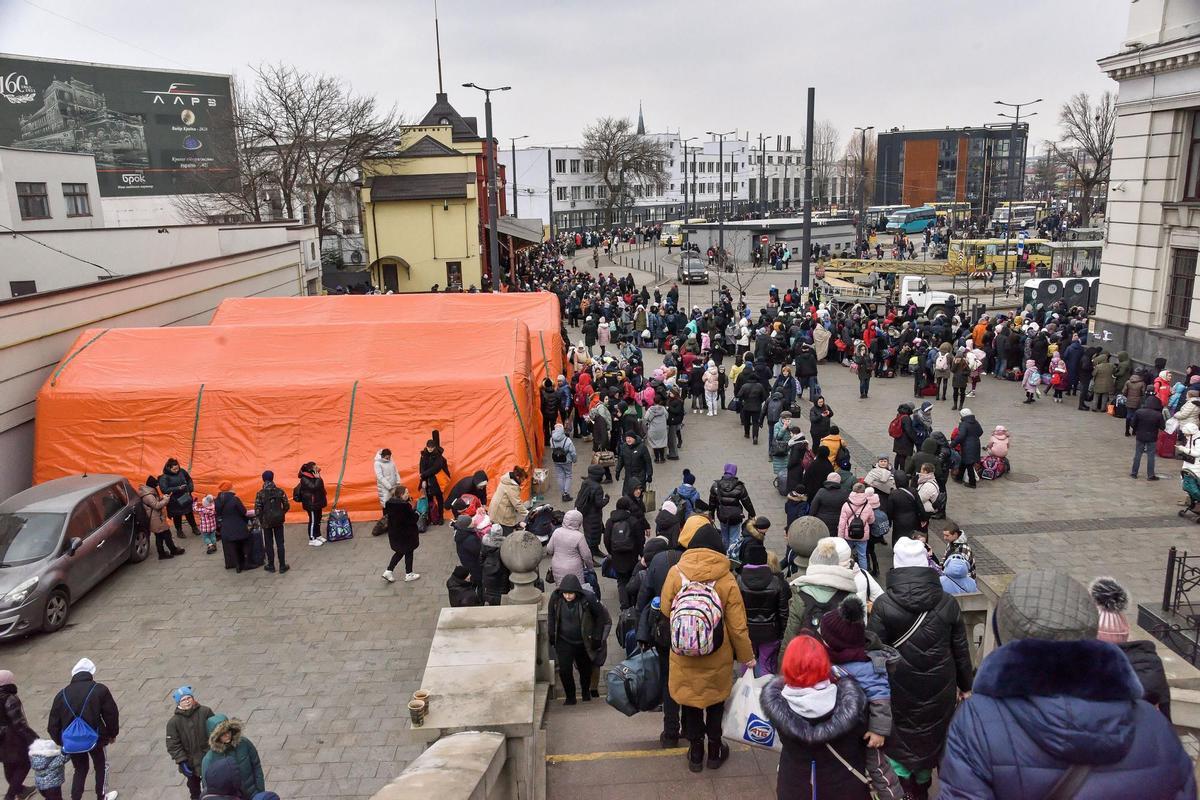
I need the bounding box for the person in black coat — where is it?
[47,659,119,800]
[809,474,850,536]
[446,565,481,607]
[665,391,686,457]
[159,457,199,537]
[295,462,328,545]
[603,497,644,607]
[793,343,819,401]
[382,486,420,583]
[887,474,923,544]
[802,446,835,501]
[654,501,682,548]
[540,379,561,446]
[737,378,768,443]
[615,433,653,497]
[891,404,918,473]
[574,465,610,560]
[215,483,253,573]
[809,396,834,442]
[868,539,973,799]
[785,435,810,495]
[448,470,489,509]
[0,671,36,800]
[952,408,984,488]
[1091,576,1172,719]
[735,542,790,671]
[1130,395,1165,479]
[418,431,451,525]
[452,514,483,585]
[1076,344,1101,410]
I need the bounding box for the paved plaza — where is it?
[3,256,1198,798]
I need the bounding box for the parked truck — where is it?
[819,275,957,318]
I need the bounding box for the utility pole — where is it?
[508,135,528,217]
[463,82,511,291]
[802,88,815,290]
[758,133,767,218]
[854,125,874,249]
[996,98,1041,298]
[707,130,735,283]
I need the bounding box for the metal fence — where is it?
[1155,547,1200,666]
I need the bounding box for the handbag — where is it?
[721,670,781,751]
[371,518,388,537]
[415,496,430,533]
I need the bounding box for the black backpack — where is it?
[259,487,287,527]
[610,519,635,553]
[800,588,851,633]
[847,504,869,541]
[552,446,567,463]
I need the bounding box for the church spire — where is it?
[636,101,645,135]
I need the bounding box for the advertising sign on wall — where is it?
[0,54,236,197]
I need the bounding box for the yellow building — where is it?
[361,92,501,292]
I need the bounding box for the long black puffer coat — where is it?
[867,566,973,772]
[736,565,790,645]
[953,414,984,466]
[886,482,923,543]
[574,465,609,551]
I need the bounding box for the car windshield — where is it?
[0,512,66,566]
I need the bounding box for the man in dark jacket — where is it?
[615,434,653,497]
[951,408,983,488]
[574,465,609,562]
[452,515,482,585]
[253,471,290,574]
[418,432,451,525]
[0,670,36,800]
[603,497,644,606]
[165,686,213,800]
[708,464,756,548]
[547,574,607,705]
[868,538,973,800]
[737,375,768,443]
[448,470,489,509]
[793,342,819,401]
[1130,395,1165,480]
[47,658,119,800]
[810,473,852,537]
[540,378,561,446]
[938,570,1194,800]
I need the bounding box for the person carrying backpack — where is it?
[0,670,37,800]
[46,658,119,800]
[549,423,577,502]
[253,471,290,575]
[781,538,859,653]
[658,524,753,773]
[735,540,790,675]
[603,498,644,607]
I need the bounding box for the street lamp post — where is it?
[854,125,874,251]
[463,82,511,291]
[996,98,1040,301]
[706,130,735,287]
[680,136,697,248]
[508,135,528,217]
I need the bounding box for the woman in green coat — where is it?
[200,714,265,797]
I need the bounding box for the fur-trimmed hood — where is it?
[205,714,244,754]
[973,639,1141,763]
[761,675,866,744]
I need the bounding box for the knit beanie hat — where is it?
[742,538,769,566]
[0,671,14,688]
[1090,577,1131,643]
[808,538,841,567]
[996,570,1099,644]
[172,686,194,704]
[892,537,928,568]
[261,470,274,482]
[820,596,868,664]
[960,408,972,418]
[825,472,842,486]
[682,469,696,485]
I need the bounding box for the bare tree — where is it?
[810,121,841,207]
[720,229,771,298]
[580,117,669,226]
[1049,91,1115,219]
[1029,146,1060,199]
[843,130,877,208]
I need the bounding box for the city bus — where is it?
[928,201,972,225]
[885,206,938,234]
[660,218,707,246]
[947,238,1052,272]
[865,205,908,231]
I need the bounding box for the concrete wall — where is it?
[100,194,197,227]
[0,147,104,232]
[0,241,312,501]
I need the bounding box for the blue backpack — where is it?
[60,685,99,754]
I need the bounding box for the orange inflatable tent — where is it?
[34,322,537,521]
[210,292,568,388]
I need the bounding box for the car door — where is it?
[92,484,134,574]
[61,500,103,597]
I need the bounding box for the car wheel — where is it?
[927,304,944,318]
[129,528,150,563]
[43,589,69,633]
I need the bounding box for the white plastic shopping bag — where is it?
[721,670,781,752]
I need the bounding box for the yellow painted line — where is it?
[546,744,750,764]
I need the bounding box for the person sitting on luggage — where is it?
[547,574,607,705]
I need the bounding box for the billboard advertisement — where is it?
[0,54,236,197]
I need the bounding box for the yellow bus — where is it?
[660,218,707,246]
[928,201,972,224]
[947,238,1052,272]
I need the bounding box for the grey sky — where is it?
[0,0,1128,155]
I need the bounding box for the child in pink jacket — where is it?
[837,483,879,571]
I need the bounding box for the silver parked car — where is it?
[0,474,150,638]
[677,257,709,285]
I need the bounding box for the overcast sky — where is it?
[0,0,1129,155]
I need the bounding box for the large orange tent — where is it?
[34,322,537,521]
[210,292,568,388]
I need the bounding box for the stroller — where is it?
[1179,462,1200,523]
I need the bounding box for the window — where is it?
[95,485,127,522]
[1166,249,1198,330]
[596,185,607,199]
[9,280,36,297]
[584,159,594,173]
[556,186,567,201]
[16,182,49,220]
[570,186,581,200]
[446,261,463,290]
[62,183,91,216]
[66,500,100,542]
[555,159,566,173]
[569,159,580,174]
[1186,113,1200,200]
[768,155,774,165]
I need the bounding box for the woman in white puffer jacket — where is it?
[374,449,399,509]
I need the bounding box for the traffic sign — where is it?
[760,235,769,244]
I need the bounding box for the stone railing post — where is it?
[501,530,552,685]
